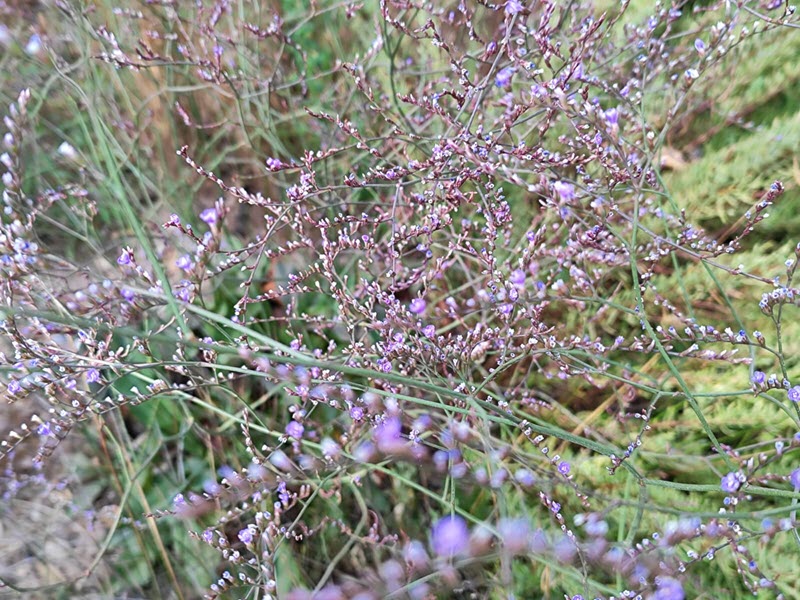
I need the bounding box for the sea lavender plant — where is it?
[2,1,800,599]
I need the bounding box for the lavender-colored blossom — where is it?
[694,38,706,54]
[431,515,469,557]
[422,324,436,338]
[269,450,293,471]
[86,368,101,384]
[285,420,304,439]
[790,468,800,489]
[25,34,42,55]
[509,269,526,285]
[495,66,515,88]
[720,472,740,493]
[375,416,404,453]
[200,207,218,225]
[37,421,52,436]
[653,576,685,600]
[504,0,523,15]
[409,298,427,315]
[120,288,135,302]
[751,370,766,385]
[789,386,800,402]
[514,468,535,486]
[553,181,575,202]
[404,540,430,572]
[175,255,194,271]
[320,437,341,459]
[266,157,283,170]
[557,461,571,475]
[498,518,530,555]
[117,249,132,266]
[7,380,21,394]
[238,527,254,544]
[604,107,619,127]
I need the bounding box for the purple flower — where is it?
[422,324,436,338]
[200,208,218,225]
[117,249,132,266]
[495,66,515,88]
[694,38,706,54]
[514,468,535,486]
[285,420,304,439]
[409,298,427,315]
[175,255,194,271]
[504,0,523,15]
[265,157,283,170]
[37,421,52,436]
[120,288,135,302]
[653,576,684,600]
[604,107,619,127]
[510,269,526,285]
[789,386,800,402]
[375,416,404,453]
[7,380,21,394]
[431,515,469,557]
[553,181,575,202]
[557,461,571,475]
[238,527,254,544]
[720,472,740,493]
[404,540,430,572]
[497,518,530,555]
[790,468,800,489]
[86,368,101,384]
[349,405,364,421]
[751,370,766,385]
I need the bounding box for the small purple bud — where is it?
[86,368,101,384]
[431,515,470,557]
[409,298,427,315]
[653,576,684,600]
[200,208,218,225]
[720,472,740,493]
[694,38,706,54]
[604,107,619,127]
[117,249,132,266]
[788,386,800,402]
[269,450,293,471]
[176,255,194,271]
[790,468,800,490]
[495,66,515,88]
[509,269,526,285]
[238,527,254,544]
[553,181,575,202]
[557,461,571,475]
[497,518,530,555]
[751,370,766,385]
[285,421,304,439]
[266,157,283,170]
